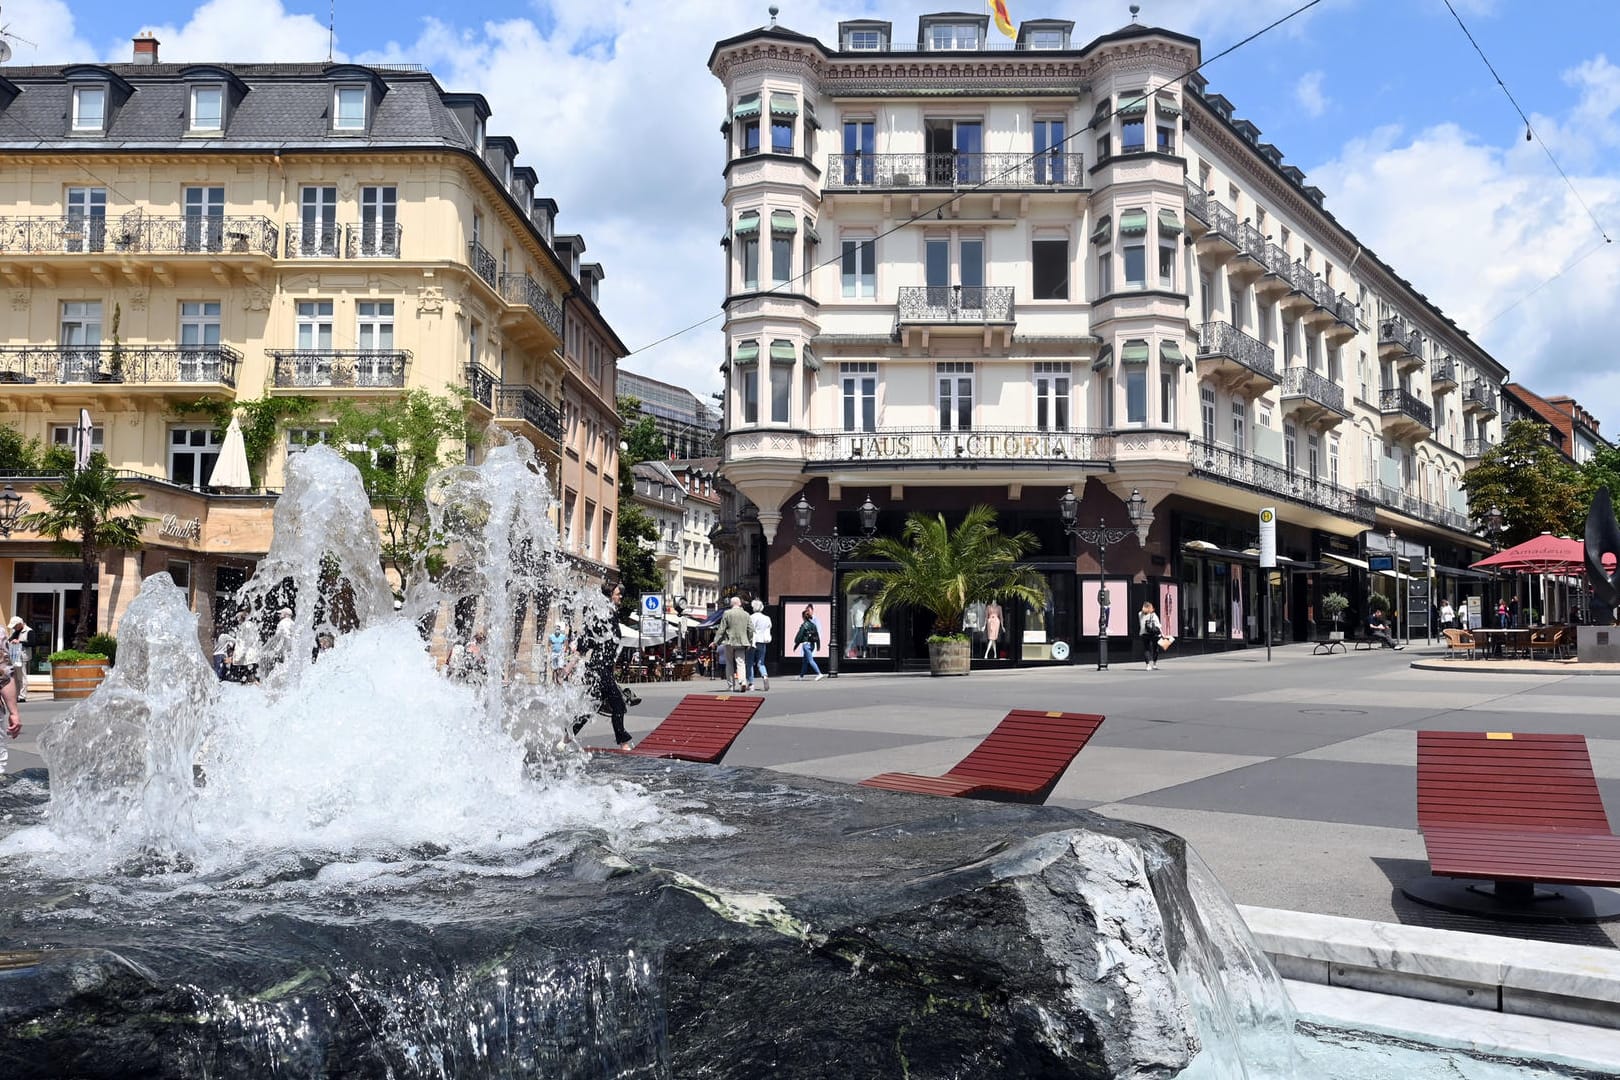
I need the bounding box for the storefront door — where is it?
[12,560,93,673]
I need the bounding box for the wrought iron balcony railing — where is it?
[1379,388,1433,429]
[1464,381,1499,414]
[1236,221,1269,265]
[498,273,565,337]
[896,285,1015,324]
[495,385,564,442]
[269,350,409,388]
[1263,242,1291,283]
[1357,483,1471,533]
[824,152,1087,190]
[1463,437,1491,459]
[1197,321,1276,378]
[467,241,498,289]
[1378,318,1422,356]
[1430,358,1458,386]
[284,222,343,258]
[1207,200,1239,243]
[1280,367,1347,414]
[1192,438,1374,523]
[347,222,403,259]
[0,214,278,257]
[465,364,497,410]
[1333,294,1361,328]
[0,344,241,387]
[1184,178,1209,224]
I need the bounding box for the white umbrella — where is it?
[75,408,94,469]
[209,416,253,489]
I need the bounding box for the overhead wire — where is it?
[628,0,1326,358]
[1440,0,1610,244]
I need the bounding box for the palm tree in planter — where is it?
[20,452,152,656]
[844,505,1048,676]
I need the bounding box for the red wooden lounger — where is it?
[859,710,1105,805]
[589,693,764,764]
[1404,731,1620,920]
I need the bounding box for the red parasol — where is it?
[1471,533,1585,574]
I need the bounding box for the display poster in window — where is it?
[1158,582,1180,639]
[1080,579,1130,636]
[779,598,832,660]
[1230,565,1246,640]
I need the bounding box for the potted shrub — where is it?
[47,647,111,700]
[843,506,1048,677]
[1321,592,1349,640]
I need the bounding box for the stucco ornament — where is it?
[417,286,446,316]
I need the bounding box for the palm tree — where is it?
[844,506,1049,638]
[19,453,152,649]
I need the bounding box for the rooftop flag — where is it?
[992,0,1015,40]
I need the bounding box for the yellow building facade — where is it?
[0,48,624,678]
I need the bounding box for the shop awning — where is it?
[733,93,761,119]
[1118,93,1149,116]
[803,216,820,244]
[1118,209,1148,235]
[803,100,820,130]
[1158,208,1183,235]
[1432,563,1494,581]
[732,341,759,365]
[769,340,796,363]
[733,210,760,235]
[1160,341,1188,370]
[1091,97,1111,126]
[770,93,799,117]
[1120,340,1150,365]
[1091,344,1113,371]
[1090,214,1112,242]
[1155,94,1182,117]
[1322,552,1370,571]
[801,346,821,372]
[770,210,798,233]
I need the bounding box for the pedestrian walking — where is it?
[6,616,30,702]
[1139,601,1163,671]
[1438,599,1455,631]
[747,599,772,691]
[795,606,825,680]
[716,596,754,692]
[569,583,634,749]
[0,635,19,773]
[548,623,569,685]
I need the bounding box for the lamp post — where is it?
[1060,486,1147,671]
[793,492,879,678]
[0,484,29,538]
[1484,506,1508,625]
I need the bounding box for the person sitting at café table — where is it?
[1367,608,1402,651]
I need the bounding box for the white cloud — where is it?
[1294,70,1328,118]
[1,0,95,64]
[109,0,336,64]
[1310,58,1620,425]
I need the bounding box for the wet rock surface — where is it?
[0,759,1287,1079]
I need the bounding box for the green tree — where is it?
[19,453,153,649]
[0,424,47,474]
[1581,444,1620,507]
[613,395,665,618]
[843,506,1049,637]
[1462,419,1584,546]
[173,395,319,487]
[331,389,478,591]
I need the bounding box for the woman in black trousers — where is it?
[572,583,634,749]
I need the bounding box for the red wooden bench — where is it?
[858,710,1105,805]
[1404,730,1620,920]
[588,693,764,764]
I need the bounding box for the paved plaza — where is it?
[9,645,1618,943]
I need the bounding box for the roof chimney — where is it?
[132,34,160,65]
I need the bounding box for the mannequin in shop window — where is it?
[848,595,870,659]
[983,600,1003,659]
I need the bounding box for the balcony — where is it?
[1430,357,1459,394]
[1378,387,1433,441]
[465,363,498,410]
[494,384,564,444]
[1194,199,1241,259]
[1463,437,1492,461]
[1378,318,1422,365]
[1357,483,1472,533]
[0,214,279,261]
[0,344,241,390]
[269,350,409,389]
[498,273,565,341]
[1326,294,1361,343]
[1463,381,1499,417]
[467,241,498,290]
[281,222,403,260]
[1229,221,1269,280]
[347,222,403,259]
[1191,438,1373,524]
[896,287,1015,343]
[1184,179,1209,235]
[1279,260,1317,317]
[823,152,1087,191]
[1196,320,1277,396]
[787,426,1114,469]
[1255,241,1292,301]
[1279,367,1348,428]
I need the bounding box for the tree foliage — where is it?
[844,506,1049,637]
[172,395,319,487]
[613,395,665,619]
[616,395,666,496]
[19,453,153,649]
[1580,444,1620,508]
[329,389,479,593]
[1461,420,1584,546]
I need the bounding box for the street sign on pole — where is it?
[640,594,663,618]
[1259,508,1276,661]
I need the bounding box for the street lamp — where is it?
[1060,485,1147,670]
[793,492,879,678]
[0,484,29,538]
[1387,527,1404,646]
[1485,505,1506,550]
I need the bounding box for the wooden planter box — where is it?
[52,658,110,700]
[928,638,972,677]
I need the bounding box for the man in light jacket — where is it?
[716,596,755,692]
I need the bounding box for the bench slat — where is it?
[860,711,1103,805]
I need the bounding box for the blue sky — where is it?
[10,0,1620,427]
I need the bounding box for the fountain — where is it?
[0,439,1575,1077]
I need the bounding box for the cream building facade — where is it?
[0,42,623,671]
[710,13,1507,668]
[668,458,723,617]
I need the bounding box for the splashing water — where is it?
[5,437,722,877]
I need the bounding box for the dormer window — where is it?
[1029,29,1064,49]
[333,86,367,131]
[929,23,980,50]
[190,85,224,131]
[72,86,106,131]
[847,29,882,49]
